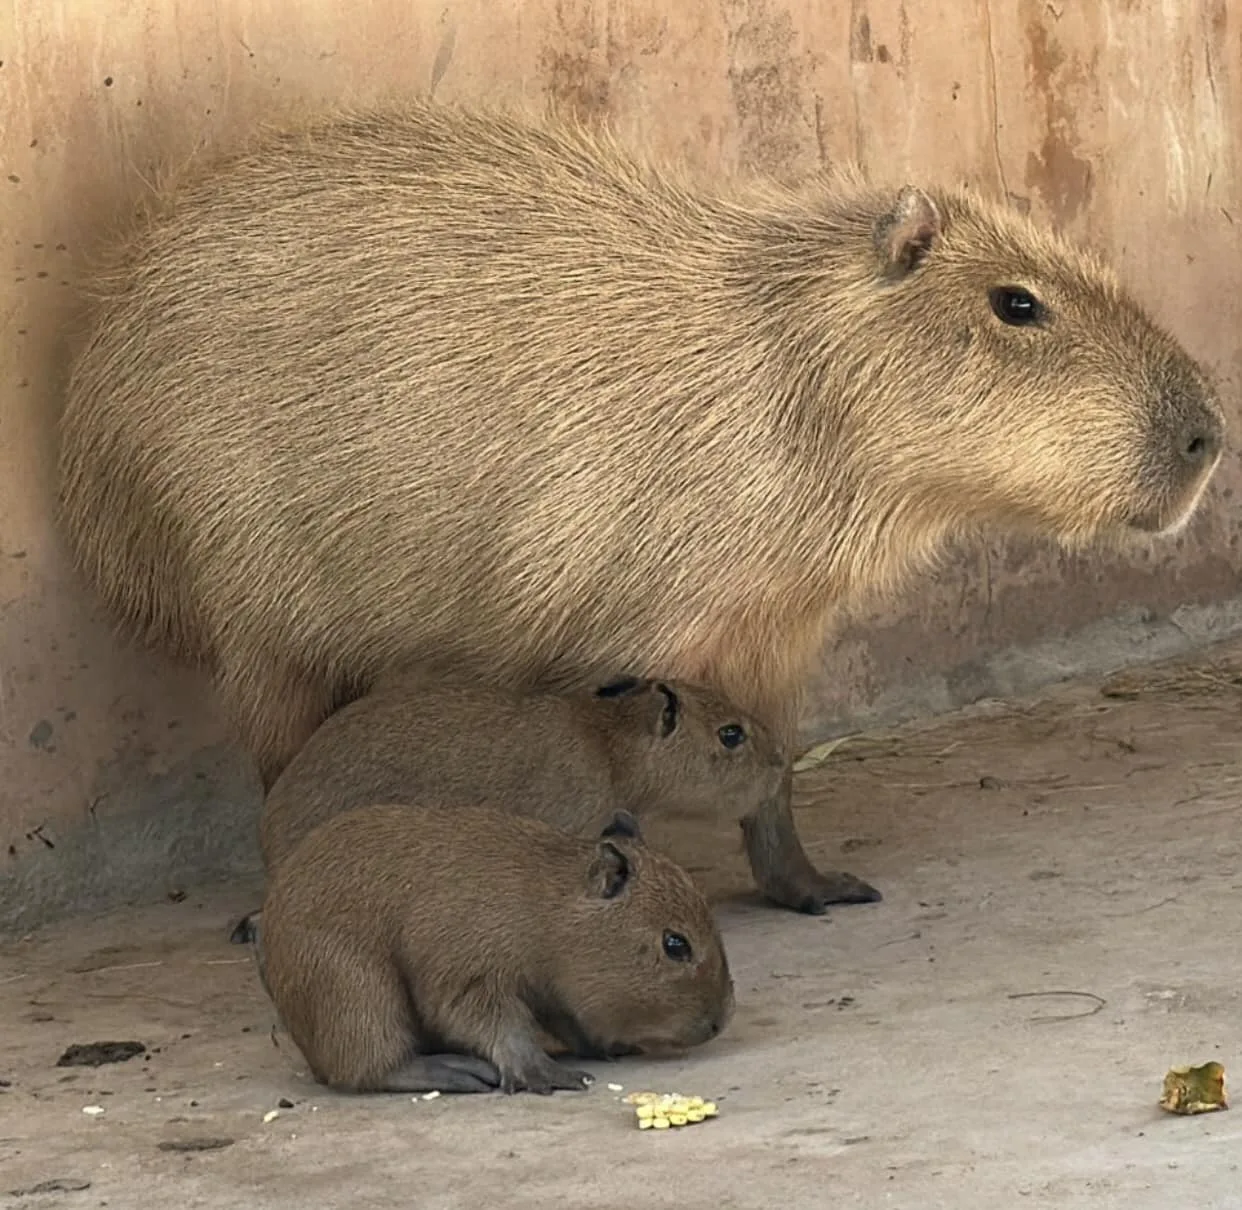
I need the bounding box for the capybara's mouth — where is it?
[1127,463,1224,537]
[635,1021,727,1055]
[1126,509,1181,536]
[630,1040,692,1058]
[1122,415,1225,536]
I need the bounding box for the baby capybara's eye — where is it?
[717,724,747,750]
[662,931,693,962]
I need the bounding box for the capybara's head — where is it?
[790,182,1226,545]
[556,811,734,1055]
[594,676,787,816]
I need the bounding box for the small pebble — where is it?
[607,1083,624,1093]
[262,1109,279,1123]
[82,1105,105,1116]
[422,1090,441,1101]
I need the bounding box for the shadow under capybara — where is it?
[57,100,1226,917]
[254,804,734,1095]
[243,673,876,935]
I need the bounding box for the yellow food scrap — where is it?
[624,1091,718,1131]
[1159,1062,1228,1116]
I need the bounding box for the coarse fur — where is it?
[257,674,789,869]
[59,100,1225,794]
[231,673,877,943]
[255,804,734,1095]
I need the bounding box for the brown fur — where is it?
[59,101,1224,799]
[248,673,877,926]
[254,804,734,1095]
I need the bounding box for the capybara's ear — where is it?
[588,841,632,900]
[600,809,644,845]
[653,682,680,739]
[596,675,646,698]
[874,185,941,279]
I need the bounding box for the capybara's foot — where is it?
[381,1054,502,1094]
[497,1051,595,1096]
[229,910,261,945]
[741,805,883,916]
[766,868,883,916]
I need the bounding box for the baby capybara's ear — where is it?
[599,809,643,845]
[595,675,646,698]
[652,682,680,738]
[587,840,633,900]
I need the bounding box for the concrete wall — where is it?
[2,0,1239,930]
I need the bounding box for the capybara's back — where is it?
[58,100,1225,786]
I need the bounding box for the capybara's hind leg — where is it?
[217,655,341,792]
[381,1054,502,1094]
[740,770,882,915]
[281,949,424,1092]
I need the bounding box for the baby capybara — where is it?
[255,805,734,1095]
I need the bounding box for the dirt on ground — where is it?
[2,642,1241,1209]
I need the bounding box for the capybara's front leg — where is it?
[740,771,882,915]
[496,1045,595,1096]
[489,1014,595,1095]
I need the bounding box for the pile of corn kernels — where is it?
[623,1091,718,1130]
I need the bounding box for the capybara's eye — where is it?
[989,286,1043,326]
[662,931,693,962]
[717,724,747,750]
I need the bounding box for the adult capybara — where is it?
[255,804,734,1094]
[58,101,1226,918]
[240,674,875,936]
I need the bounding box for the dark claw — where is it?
[229,911,261,945]
[819,873,883,906]
[500,1061,594,1095]
[770,872,883,916]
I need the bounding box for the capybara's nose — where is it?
[1176,392,1226,470]
[1181,426,1222,470]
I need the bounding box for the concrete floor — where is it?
[2,643,1241,1210]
